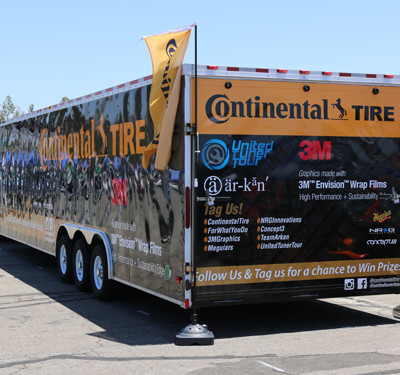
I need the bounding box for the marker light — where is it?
[185,187,191,229]
[343,238,354,245]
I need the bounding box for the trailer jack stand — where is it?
[175,313,214,346]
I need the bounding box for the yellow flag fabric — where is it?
[143,26,192,170]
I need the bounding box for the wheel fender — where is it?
[57,224,114,279]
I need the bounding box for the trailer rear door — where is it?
[192,75,400,307]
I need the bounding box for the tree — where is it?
[61,96,70,103]
[0,96,19,122]
[0,96,34,122]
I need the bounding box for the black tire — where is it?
[90,243,112,300]
[72,238,91,291]
[56,235,73,283]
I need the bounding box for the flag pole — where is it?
[194,24,198,137]
[175,22,214,346]
[192,22,198,317]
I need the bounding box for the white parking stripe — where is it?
[257,360,285,373]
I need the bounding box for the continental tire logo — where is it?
[160,39,178,103]
[206,94,230,124]
[205,94,395,124]
[166,39,177,58]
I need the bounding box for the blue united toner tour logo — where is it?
[201,139,274,170]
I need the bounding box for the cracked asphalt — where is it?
[2,238,400,374]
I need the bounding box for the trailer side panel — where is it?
[0,83,186,305]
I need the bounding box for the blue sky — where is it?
[1,0,399,112]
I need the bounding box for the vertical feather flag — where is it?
[143,25,193,170]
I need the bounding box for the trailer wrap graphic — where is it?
[0,84,185,302]
[194,78,400,304]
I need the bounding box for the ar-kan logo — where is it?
[204,175,268,196]
[201,139,274,170]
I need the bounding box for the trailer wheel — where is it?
[56,235,73,283]
[72,238,91,291]
[90,243,112,300]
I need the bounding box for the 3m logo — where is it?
[111,178,128,206]
[299,140,332,160]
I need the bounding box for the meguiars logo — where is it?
[373,211,392,223]
[205,94,395,124]
[160,39,178,104]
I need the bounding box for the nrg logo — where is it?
[299,140,332,160]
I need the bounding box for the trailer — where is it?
[2,64,400,345]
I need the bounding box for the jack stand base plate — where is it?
[175,323,214,346]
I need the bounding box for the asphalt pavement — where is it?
[1,238,400,374]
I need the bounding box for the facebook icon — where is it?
[357,278,368,290]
